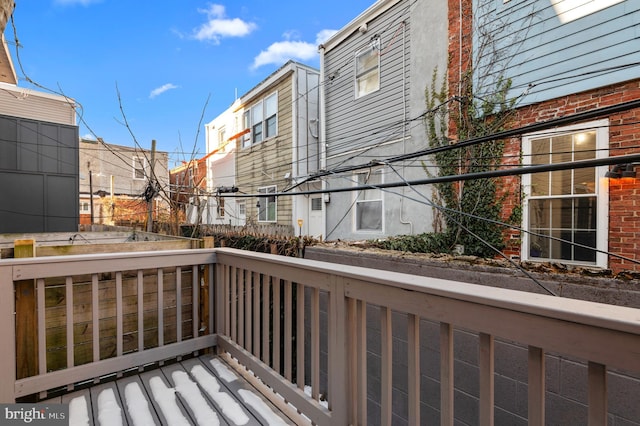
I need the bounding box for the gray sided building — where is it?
[320,0,447,241]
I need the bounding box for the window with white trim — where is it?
[133,157,145,180]
[354,169,383,231]
[311,197,322,211]
[522,120,608,267]
[242,92,278,147]
[355,38,380,98]
[238,201,246,216]
[217,197,225,218]
[242,111,251,148]
[217,126,226,153]
[257,185,277,222]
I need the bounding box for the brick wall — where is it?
[448,0,640,272]
[502,81,640,273]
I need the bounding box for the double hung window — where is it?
[257,185,277,222]
[243,92,278,147]
[133,157,145,180]
[355,38,380,98]
[354,169,383,231]
[522,120,608,266]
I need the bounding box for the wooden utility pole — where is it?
[88,162,94,225]
[147,139,156,233]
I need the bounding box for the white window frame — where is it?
[242,111,251,148]
[133,157,146,180]
[242,92,278,147]
[354,38,381,99]
[257,185,277,222]
[218,125,226,153]
[216,197,225,218]
[521,119,609,268]
[354,169,384,232]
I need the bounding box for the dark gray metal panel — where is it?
[0,171,45,233]
[41,123,60,174]
[0,116,17,170]
[19,120,39,172]
[59,125,78,174]
[46,174,78,232]
[0,114,79,233]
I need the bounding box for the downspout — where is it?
[398,21,413,234]
[319,44,328,240]
[292,65,299,233]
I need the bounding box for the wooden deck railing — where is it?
[0,249,217,402]
[1,247,640,425]
[212,248,640,426]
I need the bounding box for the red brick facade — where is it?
[448,0,640,272]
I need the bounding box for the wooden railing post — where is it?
[15,239,38,379]
[201,237,214,335]
[0,263,17,402]
[328,276,348,425]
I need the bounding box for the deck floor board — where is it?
[42,355,295,425]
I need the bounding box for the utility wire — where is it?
[382,162,558,296]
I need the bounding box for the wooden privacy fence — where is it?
[201,223,294,238]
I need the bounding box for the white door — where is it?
[308,196,323,238]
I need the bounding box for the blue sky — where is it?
[5,0,375,167]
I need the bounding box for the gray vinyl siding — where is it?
[321,0,448,241]
[324,0,410,161]
[0,86,76,126]
[78,140,170,198]
[474,0,640,104]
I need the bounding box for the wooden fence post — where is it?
[201,237,214,338]
[15,239,38,379]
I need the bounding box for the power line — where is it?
[382,163,558,296]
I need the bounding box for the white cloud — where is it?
[251,30,337,70]
[149,83,179,99]
[316,29,338,45]
[193,4,257,43]
[251,41,316,69]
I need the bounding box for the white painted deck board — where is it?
[41,356,295,425]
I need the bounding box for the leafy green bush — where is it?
[368,233,453,254]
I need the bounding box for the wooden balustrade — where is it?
[0,247,639,425]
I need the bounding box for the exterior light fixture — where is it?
[256,201,261,209]
[605,164,637,179]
